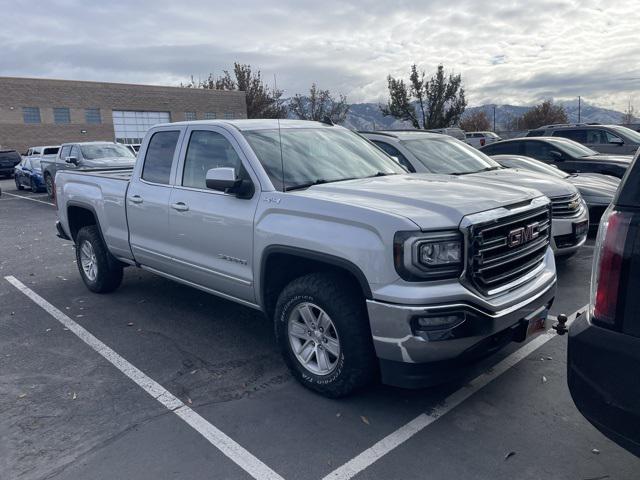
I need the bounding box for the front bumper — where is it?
[550,211,589,255]
[367,263,556,388]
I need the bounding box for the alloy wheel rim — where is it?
[288,302,341,376]
[80,241,98,281]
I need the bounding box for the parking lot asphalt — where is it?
[1,177,639,480]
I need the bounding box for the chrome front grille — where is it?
[468,205,551,296]
[551,193,583,219]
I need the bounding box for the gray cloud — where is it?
[0,0,638,110]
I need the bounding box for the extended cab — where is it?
[55,120,557,397]
[42,141,136,198]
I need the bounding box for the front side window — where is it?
[609,125,640,143]
[53,107,71,124]
[402,137,500,174]
[70,145,81,160]
[80,143,134,160]
[59,145,71,160]
[523,141,556,161]
[553,129,587,143]
[549,139,598,157]
[141,131,180,185]
[243,127,405,191]
[182,130,242,189]
[371,140,414,172]
[23,107,41,124]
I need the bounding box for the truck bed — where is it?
[58,167,134,181]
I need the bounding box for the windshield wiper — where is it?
[285,177,362,191]
[365,171,397,178]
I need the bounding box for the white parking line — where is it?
[4,275,285,480]
[1,191,55,206]
[323,308,587,480]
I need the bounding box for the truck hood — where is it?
[569,173,620,200]
[294,174,541,230]
[467,169,576,198]
[82,157,136,168]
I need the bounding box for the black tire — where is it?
[75,226,123,293]
[15,177,24,190]
[30,178,38,193]
[274,272,377,397]
[45,173,54,199]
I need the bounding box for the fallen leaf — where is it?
[542,375,548,383]
[504,451,516,461]
[360,416,370,425]
[546,356,553,360]
[190,369,198,375]
[76,314,84,318]
[592,448,600,455]
[18,393,27,399]
[72,392,77,400]
[336,412,342,418]
[187,397,193,405]
[45,328,51,332]
[127,322,134,326]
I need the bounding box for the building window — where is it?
[53,107,71,124]
[112,110,171,144]
[23,107,41,124]
[184,111,197,121]
[85,108,102,124]
[204,112,216,120]
[224,112,233,119]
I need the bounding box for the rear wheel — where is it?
[15,176,24,190]
[45,174,54,199]
[75,226,123,293]
[274,272,377,397]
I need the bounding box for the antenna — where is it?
[277,118,285,191]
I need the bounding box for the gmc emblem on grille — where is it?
[508,222,540,247]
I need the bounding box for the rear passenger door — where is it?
[168,126,259,303]
[127,129,183,272]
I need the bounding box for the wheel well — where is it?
[261,251,371,319]
[67,206,97,242]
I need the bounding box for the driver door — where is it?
[168,126,259,303]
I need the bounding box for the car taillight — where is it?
[590,206,632,328]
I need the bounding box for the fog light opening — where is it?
[414,312,467,332]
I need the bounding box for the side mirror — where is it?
[65,156,79,165]
[550,150,564,161]
[609,137,624,145]
[206,167,241,192]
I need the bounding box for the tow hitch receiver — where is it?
[552,313,569,335]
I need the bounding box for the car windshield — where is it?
[549,139,598,157]
[609,125,640,143]
[242,127,406,191]
[402,136,502,174]
[497,156,568,179]
[30,158,42,170]
[80,143,135,160]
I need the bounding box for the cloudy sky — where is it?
[1,0,638,110]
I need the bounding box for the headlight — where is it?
[394,231,464,281]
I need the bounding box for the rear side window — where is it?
[526,130,545,137]
[481,142,520,155]
[142,131,180,185]
[43,147,59,155]
[371,141,414,172]
[553,129,587,143]
[182,130,242,189]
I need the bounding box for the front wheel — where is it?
[75,226,123,293]
[45,174,54,199]
[274,272,377,397]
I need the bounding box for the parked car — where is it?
[25,145,60,158]
[361,130,589,256]
[55,120,557,397]
[0,149,22,177]
[568,148,640,457]
[491,154,620,229]
[426,127,466,141]
[14,157,46,192]
[527,123,640,156]
[465,131,501,148]
[41,141,136,198]
[123,144,141,156]
[480,137,633,178]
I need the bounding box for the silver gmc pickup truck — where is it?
[55,120,557,397]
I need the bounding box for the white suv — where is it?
[465,131,501,148]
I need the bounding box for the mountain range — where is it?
[338,100,630,132]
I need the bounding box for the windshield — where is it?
[402,136,501,174]
[242,127,406,191]
[80,143,135,160]
[30,158,42,170]
[549,139,598,157]
[609,125,640,143]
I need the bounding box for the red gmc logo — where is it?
[508,222,540,247]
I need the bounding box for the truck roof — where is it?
[359,130,444,140]
[153,119,336,131]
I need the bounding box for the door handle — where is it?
[171,202,189,212]
[130,195,143,204]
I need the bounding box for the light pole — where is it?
[578,96,581,123]
[493,105,496,131]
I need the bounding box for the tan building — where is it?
[0,77,247,153]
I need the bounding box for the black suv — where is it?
[568,148,640,457]
[0,149,22,177]
[480,137,632,178]
[526,123,640,156]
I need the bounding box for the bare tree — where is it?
[622,99,636,124]
[183,63,287,119]
[511,100,568,130]
[459,111,491,132]
[380,64,466,129]
[289,83,350,124]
